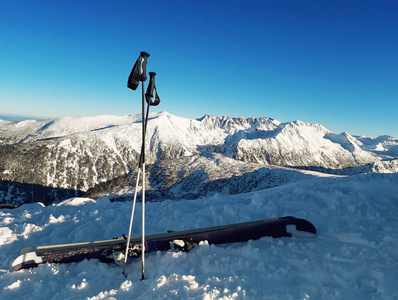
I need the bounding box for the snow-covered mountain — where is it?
[1,112,397,205]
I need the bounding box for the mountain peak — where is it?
[1,111,397,205]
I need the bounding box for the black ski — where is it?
[12,216,316,271]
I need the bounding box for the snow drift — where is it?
[1,172,397,299]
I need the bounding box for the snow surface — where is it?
[1,173,397,299]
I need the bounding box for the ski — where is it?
[12,216,316,271]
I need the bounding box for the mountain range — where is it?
[1,111,397,205]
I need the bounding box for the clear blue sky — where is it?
[1,0,397,138]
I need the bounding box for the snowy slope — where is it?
[147,153,339,201]
[1,172,397,299]
[0,119,46,145]
[1,112,397,205]
[0,115,141,145]
[357,135,398,158]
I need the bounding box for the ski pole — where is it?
[140,71,161,280]
[140,80,146,280]
[124,52,161,279]
[124,52,150,278]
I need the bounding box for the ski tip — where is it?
[284,217,317,237]
[286,224,316,238]
[12,252,43,271]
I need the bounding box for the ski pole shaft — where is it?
[122,168,141,276]
[138,91,151,168]
[140,81,146,280]
[141,162,146,280]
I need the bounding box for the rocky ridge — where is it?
[1,112,397,205]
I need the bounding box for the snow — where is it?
[0,114,140,144]
[1,172,397,299]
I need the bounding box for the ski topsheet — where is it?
[12,216,316,271]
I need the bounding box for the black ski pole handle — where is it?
[127,51,150,91]
[145,72,161,106]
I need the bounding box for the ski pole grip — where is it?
[145,72,161,106]
[139,52,150,82]
[127,51,150,90]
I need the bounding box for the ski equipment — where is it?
[123,51,161,280]
[127,51,150,91]
[145,72,161,106]
[12,216,316,271]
